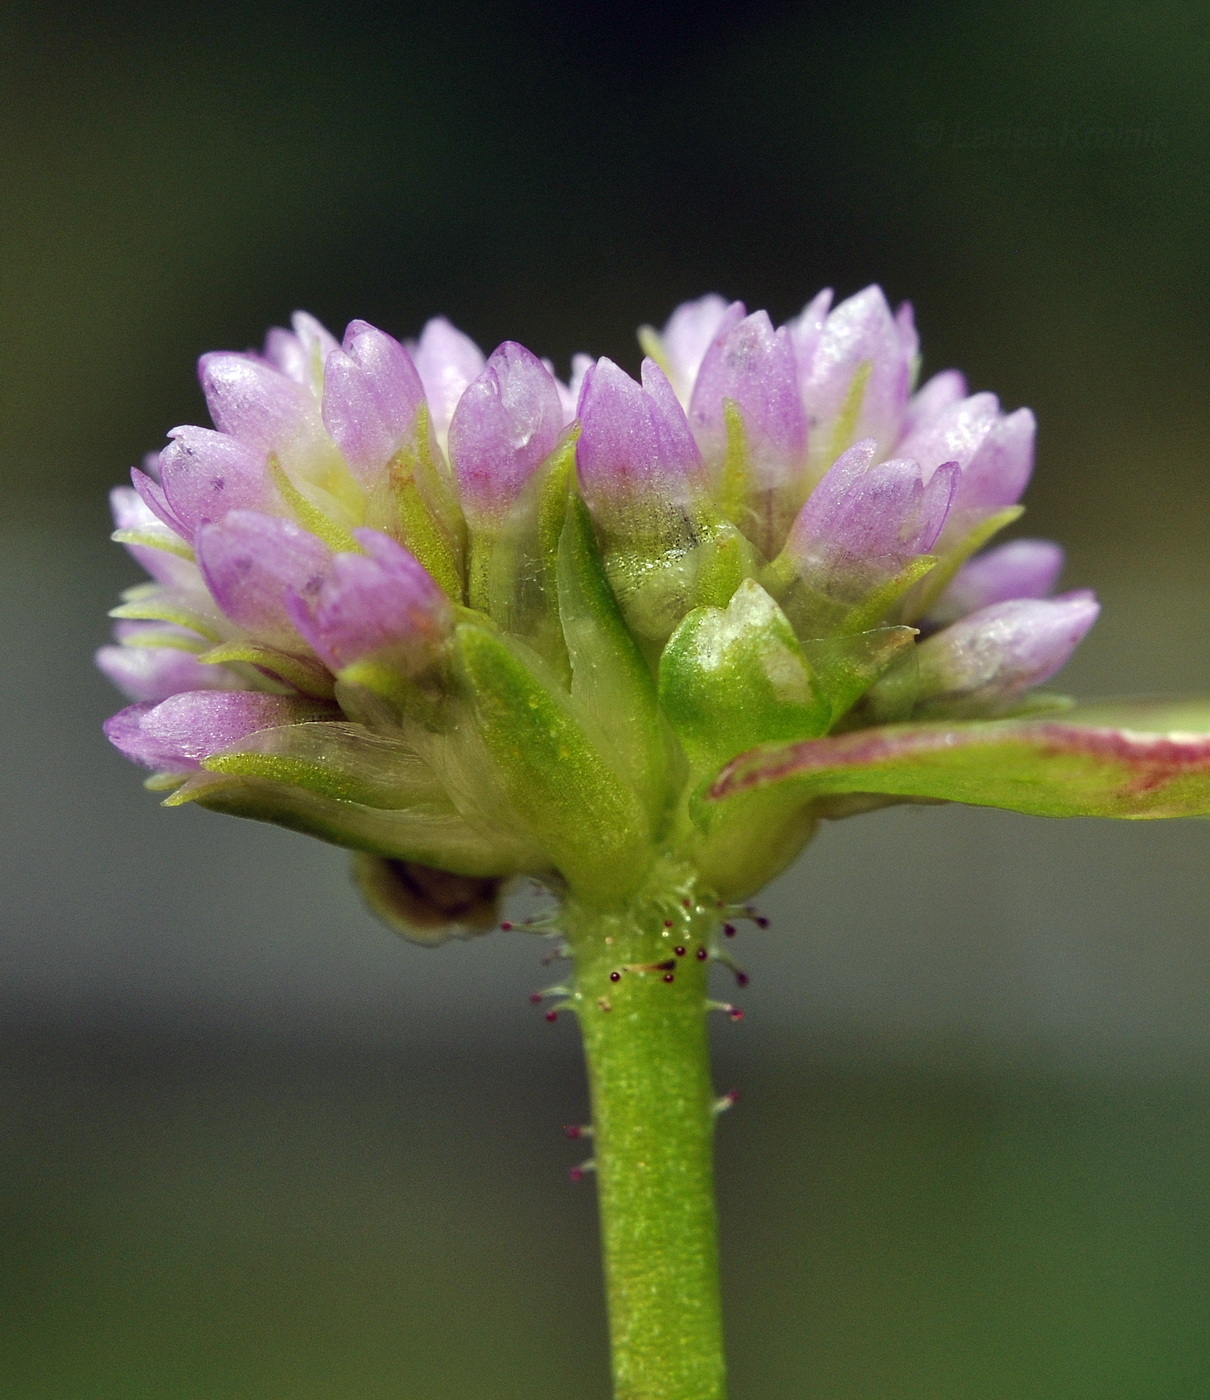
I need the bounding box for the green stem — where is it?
[565,878,727,1400]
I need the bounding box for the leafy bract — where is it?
[711,698,1210,819]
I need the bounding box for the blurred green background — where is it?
[2,1,1210,1395]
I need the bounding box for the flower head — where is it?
[102,291,1210,935]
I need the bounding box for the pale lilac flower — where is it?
[322,321,428,484]
[547,353,594,425]
[265,311,341,396]
[196,510,333,652]
[105,691,330,773]
[110,486,193,585]
[913,592,1100,715]
[411,316,486,445]
[785,288,834,380]
[156,428,271,540]
[688,310,806,552]
[795,285,918,476]
[781,439,958,599]
[895,391,1036,532]
[651,294,745,404]
[448,342,564,528]
[99,295,1115,915]
[576,357,707,539]
[288,529,452,673]
[901,369,968,439]
[96,630,242,702]
[567,353,593,406]
[931,539,1065,624]
[199,352,317,453]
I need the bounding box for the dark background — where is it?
[3,1,1210,1395]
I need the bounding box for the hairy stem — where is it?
[565,881,726,1400]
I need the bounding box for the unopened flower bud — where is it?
[199,352,317,454]
[689,310,806,554]
[196,510,332,652]
[646,295,744,404]
[931,538,1064,624]
[448,342,564,529]
[576,357,708,543]
[411,316,486,445]
[287,528,453,674]
[896,391,1035,529]
[781,439,957,601]
[913,592,1100,715]
[265,311,340,395]
[795,285,917,477]
[155,427,271,540]
[322,321,428,483]
[96,631,241,703]
[104,691,330,773]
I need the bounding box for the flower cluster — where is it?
[100,290,1100,932]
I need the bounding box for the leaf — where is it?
[710,697,1210,819]
[454,623,652,901]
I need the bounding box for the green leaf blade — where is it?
[710,698,1210,820]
